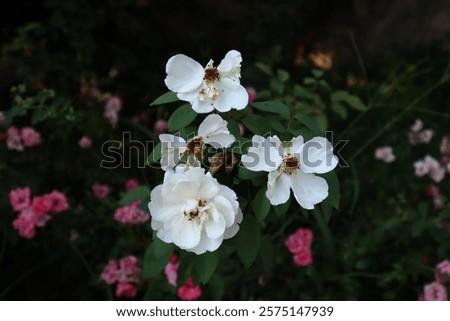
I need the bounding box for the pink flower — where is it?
[154,119,168,135]
[30,195,53,219]
[246,87,257,104]
[436,260,450,283]
[410,119,423,133]
[440,136,450,155]
[9,187,31,212]
[125,179,139,192]
[414,160,428,177]
[114,200,150,225]
[118,256,141,283]
[426,184,441,198]
[47,190,69,214]
[100,255,141,298]
[292,248,313,267]
[92,183,110,199]
[20,127,41,147]
[429,165,445,183]
[419,129,433,144]
[374,146,396,163]
[419,282,448,301]
[177,279,202,301]
[115,282,137,298]
[78,136,92,149]
[164,254,179,287]
[414,155,446,182]
[100,260,119,285]
[106,96,122,113]
[12,212,36,239]
[104,96,122,126]
[6,127,23,151]
[285,228,313,253]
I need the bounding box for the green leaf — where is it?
[331,102,348,119]
[331,90,366,111]
[255,62,273,76]
[118,186,150,206]
[277,69,290,82]
[321,171,340,209]
[260,236,275,275]
[235,215,262,268]
[295,113,322,135]
[273,198,291,216]
[251,101,290,115]
[267,117,286,132]
[227,119,241,138]
[320,199,333,224]
[241,114,269,135]
[3,105,22,127]
[251,187,271,222]
[192,251,219,284]
[142,238,174,278]
[312,69,324,78]
[208,274,225,300]
[304,77,317,86]
[31,109,48,124]
[150,91,179,106]
[168,104,197,131]
[146,142,162,165]
[238,166,264,180]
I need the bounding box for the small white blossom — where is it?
[165,50,249,113]
[374,146,396,163]
[241,135,338,209]
[414,155,446,183]
[148,166,242,254]
[159,114,235,171]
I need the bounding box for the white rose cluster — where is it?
[148,50,338,255]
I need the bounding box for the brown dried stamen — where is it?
[204,68,220,82]
[186,137,203,159]
[282,155,299,175]
[184,200,207,221]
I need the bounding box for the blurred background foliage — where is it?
[0,0,449,300]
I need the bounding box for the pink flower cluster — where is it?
[100,256,141,298]
[419,259,450,301]
[435,260,450,284]
[426,184,444,209]
[409,119,433,145]
[414,155,446,183]
[284,227,314,267]
[4,126,41,151]
[125,178,139,192]
[92,183,110,199]
[103,96,122,126]
[9,187,69,238]
[163,253,202,300]
[78,136,92,149]
[374,146,396,163]
[114,200,149,224]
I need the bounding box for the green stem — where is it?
[0,258,54,299]
[349,78,448,161]
[348,30,371,101]
[55,228,94,277]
